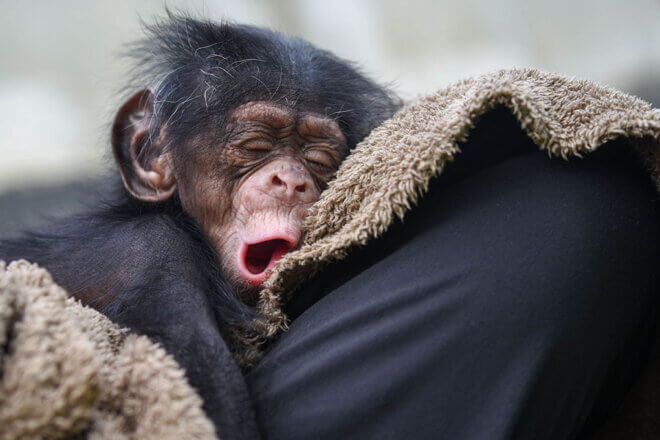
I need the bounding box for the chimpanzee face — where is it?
[112,91,346,302]
[110,20,399,304]
[178,101,347,298]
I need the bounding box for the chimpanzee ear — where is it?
[112,89,176,202]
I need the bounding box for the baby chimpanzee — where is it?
[0,13,399,439]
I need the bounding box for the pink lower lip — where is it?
[237,235,297,286]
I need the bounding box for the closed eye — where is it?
[242,140,275,152]
[304,150,339,171]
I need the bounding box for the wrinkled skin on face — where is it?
[114,91,347,303]
[177,102,347,301]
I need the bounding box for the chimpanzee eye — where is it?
[304,150,338,173]
[242,140,275,152]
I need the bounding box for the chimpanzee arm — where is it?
[107,278,262,440]
[0,211,262,438]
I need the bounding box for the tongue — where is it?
[244,239,292,275]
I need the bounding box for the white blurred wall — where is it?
[1,0,659,192]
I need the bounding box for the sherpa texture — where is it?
[0,260,217,440]
[251,68,660,437]
[255,67,660,340]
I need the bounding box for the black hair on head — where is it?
[126,10,401,150]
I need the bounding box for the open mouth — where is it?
[238,237,296,285]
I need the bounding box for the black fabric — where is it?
[246,109,660,440]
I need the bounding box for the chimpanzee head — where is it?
[112,13,400,301]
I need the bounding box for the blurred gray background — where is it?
[1,0,659,238]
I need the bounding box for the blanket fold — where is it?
[0,260,217,440]
[257,69,659,335]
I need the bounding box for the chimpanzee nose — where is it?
[269,164,315,202]
[271,174,308,193]
[270,170,310,197]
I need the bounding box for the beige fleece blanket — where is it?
[256,68,659,335]
[0,260,217,440]
[1,69,659,439]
